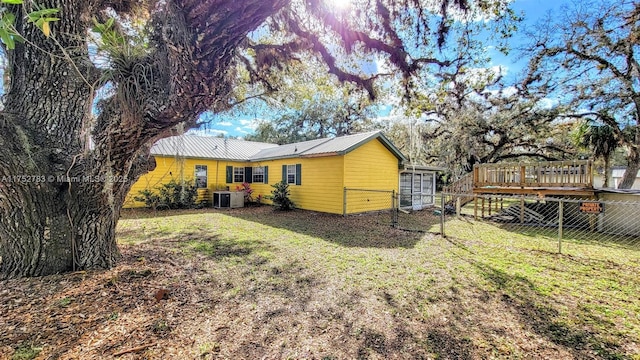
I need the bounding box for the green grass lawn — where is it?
[2,206,639,359]
[118,207,640,359]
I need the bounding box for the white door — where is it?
[422,173,434,205]
[412,173,422,210]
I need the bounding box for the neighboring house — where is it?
[593,166,640,189]
[126,131,439,214]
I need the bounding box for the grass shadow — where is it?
[120,207,220,220]
[224,206,425,249]
[124,228,270,266]
[464,254,628,359]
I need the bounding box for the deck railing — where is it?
[473,160,593,188]
[443,172,474,206]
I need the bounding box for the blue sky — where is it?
[487,0,571,78]
[196,0,573,138]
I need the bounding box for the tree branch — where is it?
[287,20,376,99]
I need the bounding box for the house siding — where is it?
[248,157,345,214]
[343,139,400,213]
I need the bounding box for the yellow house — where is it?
[126,131,438,214]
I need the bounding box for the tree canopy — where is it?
[398,64,576,177]
[0,0,517,278]
[523,0,640,188]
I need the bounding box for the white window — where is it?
[287,165,296,184]
[233,167,244,183]
[253,166,264,183]
[195,165,207,188]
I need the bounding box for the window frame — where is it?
[253,166,264,183]
[195,165,208,189]
[233,167,244,183]
[286,164,296,184]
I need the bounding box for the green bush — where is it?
[11,343,42,360]
[159,179,198,209]
[268,181,295,211]
[133,189,161,210]
[135,178,198,209]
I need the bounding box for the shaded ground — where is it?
[1,206,639,359]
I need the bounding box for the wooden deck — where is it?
[440,160,596,221]
[473,160,595,196]
[443,160,596,219]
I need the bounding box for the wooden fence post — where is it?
[440,193,446,238]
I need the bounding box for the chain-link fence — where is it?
[342,188,441,232]
[343,189,640,256]
[439,193,640,256]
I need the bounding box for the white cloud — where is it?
[482,85,518,98]
[235,127,249,134]
[217,121,233,127]
[536,97,559,110]
[238,118,264,132]
[375,55,391,75]
[501,85,517,97]
[463,66,508,82]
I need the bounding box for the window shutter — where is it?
[295,164,302,185]
[282,165,287,182]
[264,166,269,184]
[225,166,232,183]
[244,167,252,183]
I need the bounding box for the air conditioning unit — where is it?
[213,191,244,208]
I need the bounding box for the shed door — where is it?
[422,173,434,205]
[400,172,435,209]
[412,174,422,210]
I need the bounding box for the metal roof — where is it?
[151,135,278,161]
[249,138,330,161]
[596,188,640,195]
[611,168,640,178]
[401,164,446,172]
[251,131,407,161]
[150,131,407,163]
[302,131,383,156]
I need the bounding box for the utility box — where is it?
[213,191,244,208]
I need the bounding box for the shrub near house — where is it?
[269,181,295,211]
[134,179,198,210]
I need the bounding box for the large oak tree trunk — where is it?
[0,0,285,278]
[0,169,123,277]
[0,1,126,278]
